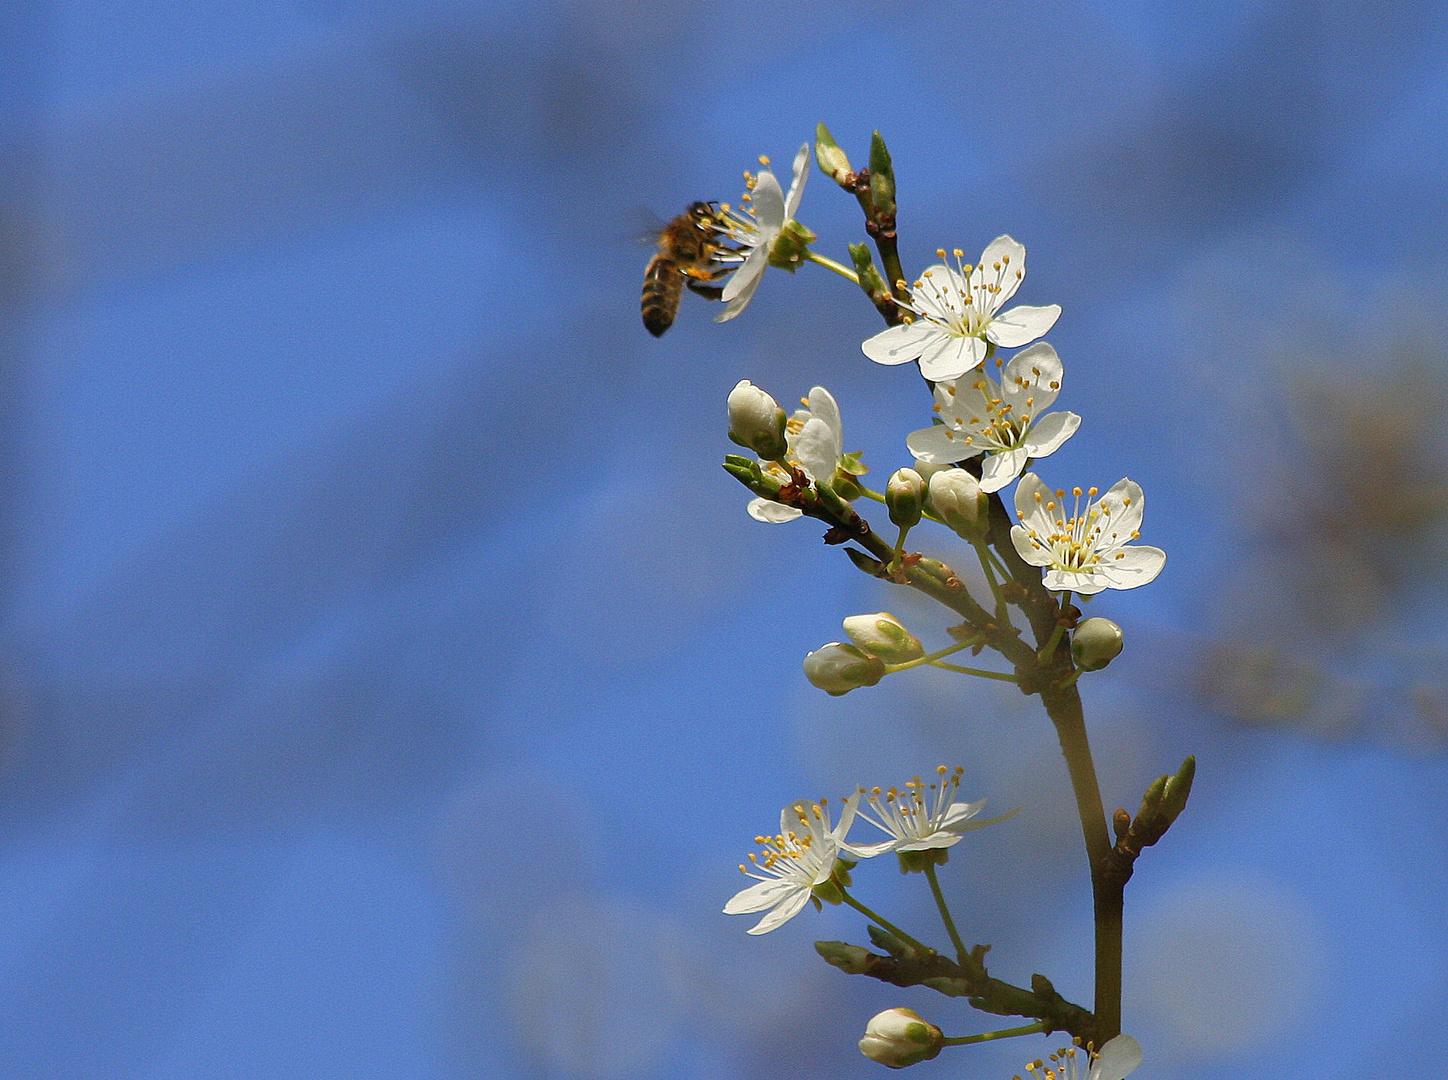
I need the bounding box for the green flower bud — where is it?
[726,379,788,460]
[1071,617,1124,671]
[814,123,854,185]
[858,1008,943,1069]
[842,612,923,664]
[868,131,896,219]
[814,939,874,974]
[886,468,925,530]
[803,642,886,695]
[926,468,990,540]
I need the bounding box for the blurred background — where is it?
[1,1,1446,1077]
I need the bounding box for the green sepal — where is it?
[768,219,817,272]
[896,847,950,874]
[867,922,917,960]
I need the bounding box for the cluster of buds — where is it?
[805,612,923,695]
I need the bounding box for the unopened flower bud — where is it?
[804,642,886,695]
[867,131,897,219]
[814,123,854,185]
[858,1008,943,1069]
[886,468,925,529]
[926,468,990,539]
[842,612,923,664]
[727,380,788,459]
[1072,617,1124,671]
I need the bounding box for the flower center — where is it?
[860,765,965,837]
[1026,486,1138,573]
[1019,1040,1100,1080]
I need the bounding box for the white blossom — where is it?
[846,766,1017,858]
[724,794,859,935]
[715,143,810,321]
[907,342,1080,492]
[1010,474,1166,594]
[862,236,1060,381]
[1021,1034,1142,1080]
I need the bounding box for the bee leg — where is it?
[686,280,725,301]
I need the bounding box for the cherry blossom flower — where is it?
[715,143,810,322]
[907,342,1080,492]
[1020,1034,1142,1080]
[862,236,1060,382]
[724,794,859,935]
[1010,474,1166,594]
[846,766,1017,858]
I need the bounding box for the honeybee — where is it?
[642,202,735,336]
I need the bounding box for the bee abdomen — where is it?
[642,256,685,337]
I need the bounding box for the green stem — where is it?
[1040,683,1121,1041]
[838,890,934,957]
[971,539,1012,624]
[806,250,860,283]
[885,642,971,673]
[941,1021,1048,1046]
[1039,591,1071,660]
[923,864,968,963]
[928,661,1019,683]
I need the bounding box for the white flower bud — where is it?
[1072,617,1124,671]
[926,468,990,539]
[858,1007,943,1069]
[886,468,925,529]
[803,642,886,696]
[842,612,923,664]
[727,380,788,460]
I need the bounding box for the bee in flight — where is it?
[642,202,738,336]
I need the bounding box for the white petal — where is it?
[749,165,788,234]
[1021,411,1081,458]
[918,334,983,382]
[724,877,797,915]
[746,887,813,934]
[941,373,996,426]
[1096,478,1146,539]
[979,449,1028,492]
[784,143,810,219]
[794,417,838,481]
[719,246,769,306]
[1013,472,1050,518]
[893,834,963,852]
[987,304,1062,347]
[937,799,986,828]
[944,806,1021,832]
[1011,523,1053,568]
[1042,568,1111,594]
[1000,342,1063,410]
[747,498,803,523]
[1094,545,1166,590]
[978,235,1028,308]
[805,386,843,447]
[908,265,963,321]
[907,424,980,464]
[1090,1034,1143,1080]
[862,321,940,365]
[842,838,897,858]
